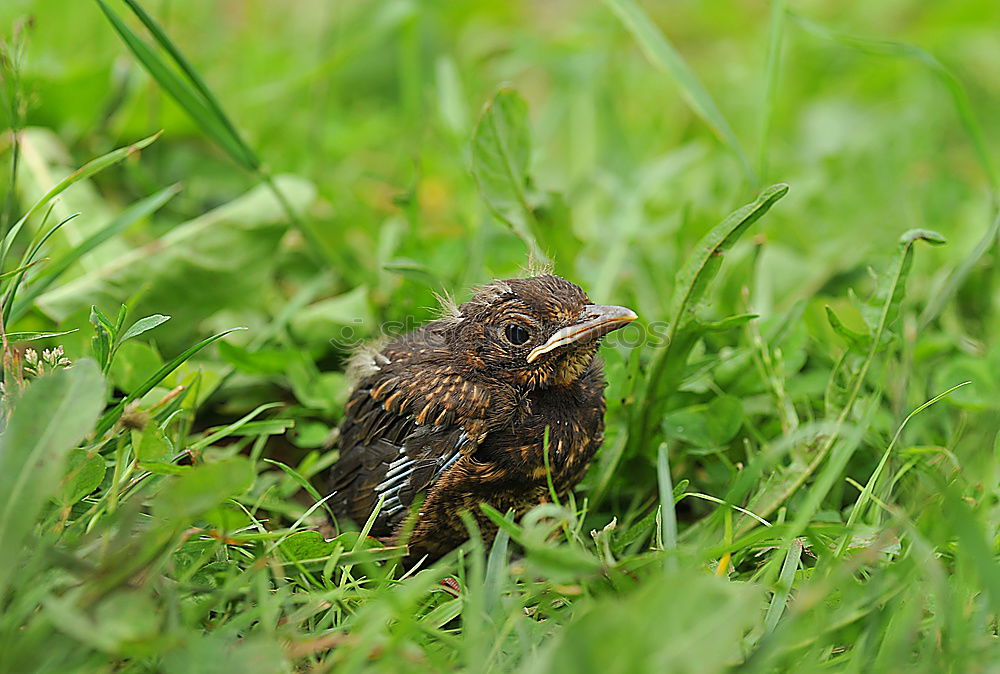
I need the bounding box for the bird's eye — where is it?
[504,323,530,346]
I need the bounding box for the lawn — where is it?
[0,1,998,672]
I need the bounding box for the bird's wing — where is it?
[329,363,507,536]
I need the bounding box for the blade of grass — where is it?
[657,443,678,572]
[633,183,788,454]
[121,0,260,171]
[763,538,802,634]
[263,458,336,523]
[834,381,971,557]
[0,27,27,242]
[95,326,246,436]
[2,213,79,325]
[96,0,329,265]
[0,258,46,283]
[0,132,161,271]
[95,0,254,169]
[188,403,282,452]
[679,492,773,529]
[758,0,786,180]
[9,184,180,322]
[743,229,946,533]
[604,0,756,183]
[919,208,1000,329]
[483,511,512,614]
[202,270,333,408]
[3,329,77,343]
[942,484,1000,614]
[781,402,873,542]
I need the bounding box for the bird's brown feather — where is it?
[328,275,631,564]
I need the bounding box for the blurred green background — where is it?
[1,0,998,671]
[4,0,999,414]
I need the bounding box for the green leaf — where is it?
[120,0,260,169]
[110,341,164,393]
[56,449,107,507]
[217,341,290,376]
[523,545,601,579]
[97,0,329,266]
[43,590,161,655]
[670,184,789,324]
[747,232,945,530]
[879,230,946,345]
[836,381,970,557]
[132,422,171,463]
[763,539,803,633]
[662,395,744,448]
[214,419,294,438]
[188,403,282,452]
[2,213,80,326]
[152,457,254,524]
[0,260,48,295]
[700,313,758,332]
[203,503,252,531]
[138,461,188,476]
[3,329,77,344]
[264,458,335,522]
[942,485,1000,615]
[612,508,658,556]
[480,503,525,541]
[604,0,755,182]
[383,259,445,289]
[480,503,600,580]
[288,285,372,347]
[825,305,872,352]
[161,634,287,674]
[12,128,127,269]
[932,356,999,410]
[633,184,788,454]
[920,208,999,328]
[0,360,105,593]
[118,314,171,344]
[37,177,316,347]
[89,304,115,331]
[657,444,678,570]
[279,530,338,562]
[470,87,545,260]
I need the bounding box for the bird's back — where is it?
[330,322,508,537]
[329,325,607,555]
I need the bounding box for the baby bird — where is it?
[328,275,636,564]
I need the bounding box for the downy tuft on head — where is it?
[432,289,463,326]
[519,255,555,279]
[460,279,514,314]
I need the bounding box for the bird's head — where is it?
[446,275,637,389]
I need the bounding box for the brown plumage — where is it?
[327,274,636,564]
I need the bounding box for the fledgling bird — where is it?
[328,274,636,564]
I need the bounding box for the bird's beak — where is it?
[526,304,638,363]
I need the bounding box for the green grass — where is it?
[0,1,998,672]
